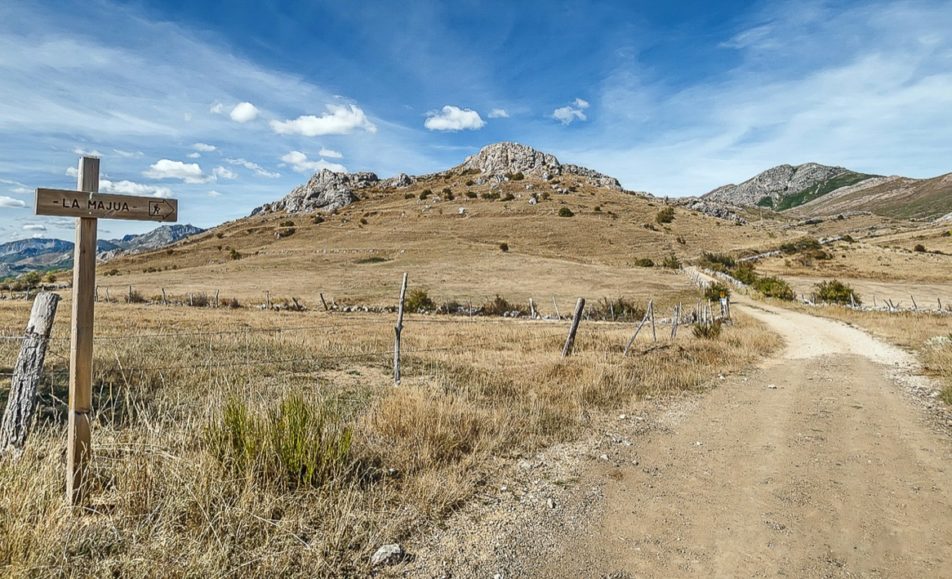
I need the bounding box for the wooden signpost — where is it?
[35,156,178,505]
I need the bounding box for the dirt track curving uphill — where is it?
[536,298,952,577]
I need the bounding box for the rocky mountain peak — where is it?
[459,142,622,190]
[253,169,379,215]
[702,162,852,207]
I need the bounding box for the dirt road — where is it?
[536,299,952,577]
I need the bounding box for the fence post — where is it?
[561,297,585,358]
[670,305,679,339]
[214,289,220,308]
[320,293,329,311]
[0,293,60,456]
[910,295,918,311]
[529,298,536,320]
[104,287,110,302]
[161,288,168,306]
[649,300,656,342]
[552,297,561,320]
[393,273,408,385]
[623,309,651,357]
[266,291,272,310]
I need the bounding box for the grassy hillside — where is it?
[774,171,874,211]
[792,173,952,220]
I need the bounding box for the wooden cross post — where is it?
[393,273,408,385]
[561,297,585,358]
[35,156,178,506]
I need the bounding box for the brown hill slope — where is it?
[789,172,952,220]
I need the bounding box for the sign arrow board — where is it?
[35,188,178,222]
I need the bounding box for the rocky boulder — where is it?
[458,142,622,191]
[253,170,378,215]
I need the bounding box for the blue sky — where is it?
[2,0,951,242]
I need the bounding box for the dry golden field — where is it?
[0,295,780,575]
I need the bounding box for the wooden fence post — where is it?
[161,288,168,306]
[265,291,272,310]
[529,298,536,320]
[0,293,60,456]
[393,273,408,385]
[561,297,585,358]
[320,293,329,311]
[670,305,679,339]
[649,300,656,342]
[104,287,110,303]
[552,297,561,320]
[214,289,220,308]
[127,285,133,303]
[623,309,651,356]
[910,295,918,311]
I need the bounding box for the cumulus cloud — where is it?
[187,152,201,159]
[424,105,486,131]
[22,224,46,232]
[100,178,173,198]
[230,102,259,123]
[210,102,225,114]
[143,159,207,183]
[319,147,343,159]
[193,142,216,152]
[488,108,510,118]
[212,166,237,180]
[270,104,377,136]
[281,151,347,173]
[553,98,590,125]
[207,190,222,197]
[0,196,27,208]
[65,167,79,178]
[225,158,280,178]
[73,147,102,157]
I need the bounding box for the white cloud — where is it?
[192,142,216,152]
[488,108,510,119]
[187,152,201,159]
[553,98,590,125]
[281,150,347,173]
[100,178,174,198]
[212,166,237,180]
[65,166,79,178]
[23,224,46,232]
[112,148,143,158]
[143,159,207,183]
[230,102,259,123]
[0,196,26,208]
[424,105,486,131]
[207,190,222,197]
[225,157,281,178]
[73,146,102,157]
[210,102,225,114]
[270,104,377,136]
[319,147,343,159]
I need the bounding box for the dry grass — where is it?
[0,295,779,575]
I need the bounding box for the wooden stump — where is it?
[0,292,60,456]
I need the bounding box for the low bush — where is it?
[731,262,758,285]
[312,215,325,224]
[780,237,822,254]
[405,288,435,312]
[481,191,500,201]
[633,257,654,267]
[230,248,242,260]
[226,298,241,309]
[506,172,525,181]
[465,191,477,199]
[355,256,389,264]
[661,254,681,269]
[501,192,515,202]
[125,289,147,304]
[188,293,210,307]
[275,227,296,238]
[703,282,731,302]
[914,243,927,253]
[751,276,795,300]
[700,252,735,271]
[590,297,645,322]
[419,189,432,200]
[693,320,722,339]
[499,242,509,252]
[205,394,354,490]
[280,220,295,227]
[655,206,675,224]
[814,279,860,305]
[481,295,527,316]
[558,207,574,218]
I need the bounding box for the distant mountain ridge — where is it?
[702,163,876,210]
[0,224,203,278]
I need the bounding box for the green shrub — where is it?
[700,252,735,271]
[275,227,296,238]
[703,282,731,302]
[751,276,795,300]
[730,262,758,285]
[280,219,295,227]
[481,191,500,201]
[18,271,42,290]
[205,394,353,489]
[780,237,822,254]
[481,295,527,316]
[465,179,475,186]
[419,189,432,200]
[502,192,515,202]
[693,320,722,339]
[405,288,435,312]
[942,230,951,237]
[125,289,147,304]
[229,248,242,260]
[841,234,855,243]
[215,232,224,239]
[558,207,574,217]
[914,243,926,252]
[633,257,654,267]
[465,191,478,199]
[354,256,389,264]
[499,242,509,252]
[312,215,325,224]
[815,279,860,305]
[507,172,525,181]
[661,254,681,269]
[655,206,675,224]
[590,297,645,322]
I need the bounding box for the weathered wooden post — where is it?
[0,293,60,456]
[623,308,651,357]
[214,289,220,308]
[393,273,408,385]
[161,288,168,306]
[320,293,329,311]
[529,298,536,320]
[910,295,918,311]
[649,300,656,342]
[265,291,272,310]
[552,297,561,320]
[561,297,585,358]
[670,305,679,339]
[34,155,177,505]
